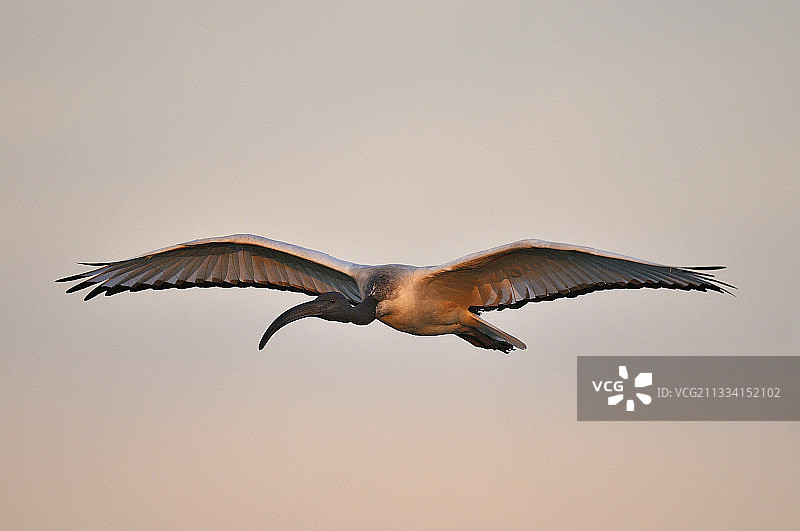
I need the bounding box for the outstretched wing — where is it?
[421,239,734,312]
[57,234,366,303]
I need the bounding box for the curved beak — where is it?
[259,299,323,350]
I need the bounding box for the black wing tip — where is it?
[83,285,109,300]
[56,262,111,283]
[64,280,96,293]
[704,283,735,296]
[684,265,726,271]
[711,280,737,294]
[681,266,736,293]
[56,273,85,283]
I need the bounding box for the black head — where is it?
[307,292,355,322]
[258,292,357,350]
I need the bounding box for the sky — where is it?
[3,2,799,528]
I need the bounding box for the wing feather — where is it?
[239,250,254,284]
[254,256,268,279]
[154,256,188,286]
[211,252,227,283]
[199,254,219,283]
[537,269,560,297]
[422,239,733,312]
[544,258,581,292]
[57,234,366,303]
[110,262,151,288]
[176,255,202,285]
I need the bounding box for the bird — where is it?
[57,234,734,353]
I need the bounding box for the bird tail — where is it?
[460,312,527,351]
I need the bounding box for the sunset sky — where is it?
[3,2,799,528]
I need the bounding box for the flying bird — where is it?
[57,234,733,352]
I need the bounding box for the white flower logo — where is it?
[608,365,652,411]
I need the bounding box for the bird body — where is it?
[58,234,733,352]
[368,265,448,335]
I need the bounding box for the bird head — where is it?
[259,292,358,349]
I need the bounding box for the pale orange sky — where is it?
[3,2,799,528]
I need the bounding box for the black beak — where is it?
[259,299,324,350]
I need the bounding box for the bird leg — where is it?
[456,332,515,353]
[458,311,527,352]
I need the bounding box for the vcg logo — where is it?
[592,365,653,412]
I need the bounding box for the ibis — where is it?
[57,234,733,352]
